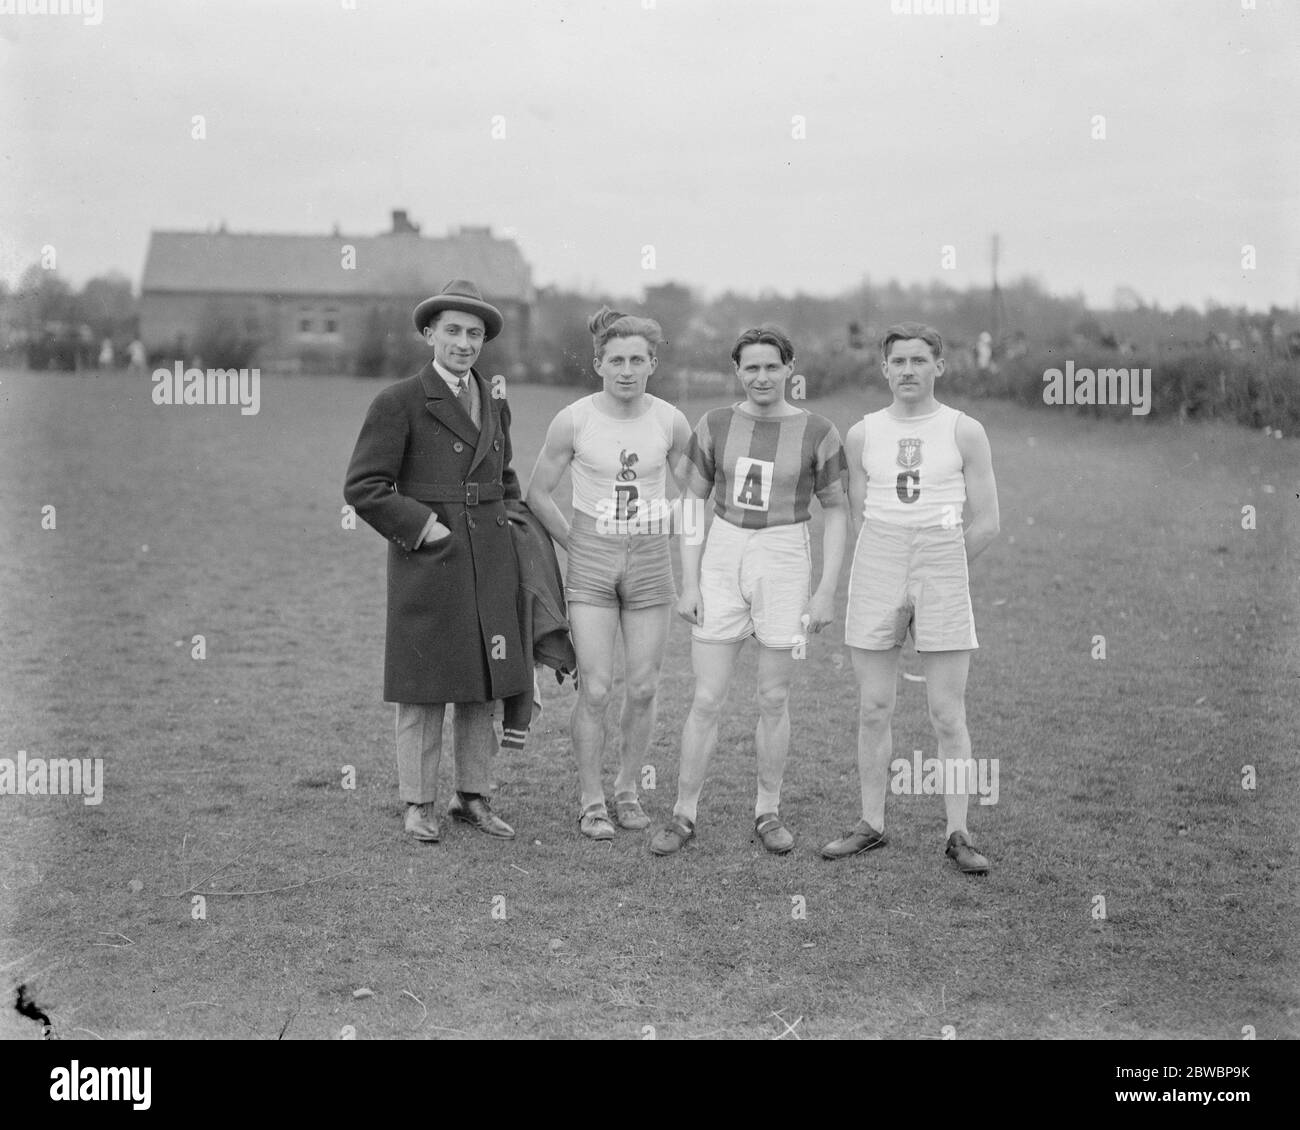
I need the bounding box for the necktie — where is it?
[455,374,479,428]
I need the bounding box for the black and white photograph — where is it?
[1,0,1295,1078]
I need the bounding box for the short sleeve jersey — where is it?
[685,404,846,529]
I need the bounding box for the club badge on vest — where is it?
[896,438,923,469]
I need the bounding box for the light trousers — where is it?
[395,701,495,805]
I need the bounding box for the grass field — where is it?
[0,367,1296,1040]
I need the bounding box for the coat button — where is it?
[493,440,501,450]
[453,441,465,453]
[468,518,476,529]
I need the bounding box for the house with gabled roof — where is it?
[139,210,533,374]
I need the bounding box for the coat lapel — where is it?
[467,369,496,474]
[418,362,479,446]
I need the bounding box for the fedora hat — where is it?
[413,279,504,340]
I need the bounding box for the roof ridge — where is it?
[141,227,531,299]
[148,230,462,240]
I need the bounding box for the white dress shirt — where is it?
[432,358,468,396]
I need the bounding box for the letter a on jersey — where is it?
[896,438,923,469]
[733,457,774,511]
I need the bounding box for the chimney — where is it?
[391,209,420,235]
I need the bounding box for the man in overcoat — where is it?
[345,279,529,841]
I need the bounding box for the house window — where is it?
[323,308,340,337]
[297,306,314,336]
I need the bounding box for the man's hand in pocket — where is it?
[417,513,452,547]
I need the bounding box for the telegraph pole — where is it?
[990,234,1006,343]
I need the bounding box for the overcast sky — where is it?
[2,0,1296,309]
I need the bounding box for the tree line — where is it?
[3,265,1296,429]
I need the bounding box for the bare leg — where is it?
[674,639,743,823]
[850,645,901,831]
[614,603,672,798]
[754,646,795,817]
[568,602,621,811]
[919,649,973,839]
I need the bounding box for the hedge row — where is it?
[796,346,1298,432]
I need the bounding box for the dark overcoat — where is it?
[344,362,529,704]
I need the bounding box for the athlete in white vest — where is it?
[822,323,1001,875]
[526,307,692,842]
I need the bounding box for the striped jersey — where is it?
[568,393,678,534]
[686,404,846,529]
[861,403,966,528]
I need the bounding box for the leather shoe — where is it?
[945,831,990,875]
[613,791,651,831]
[754,812,794,854]
[450,793,516,839]
[579,803,616,841]
[820,819,888,860]
[404,802,440,842]
[649,813,695,856]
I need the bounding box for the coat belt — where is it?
[397,480,505,505]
